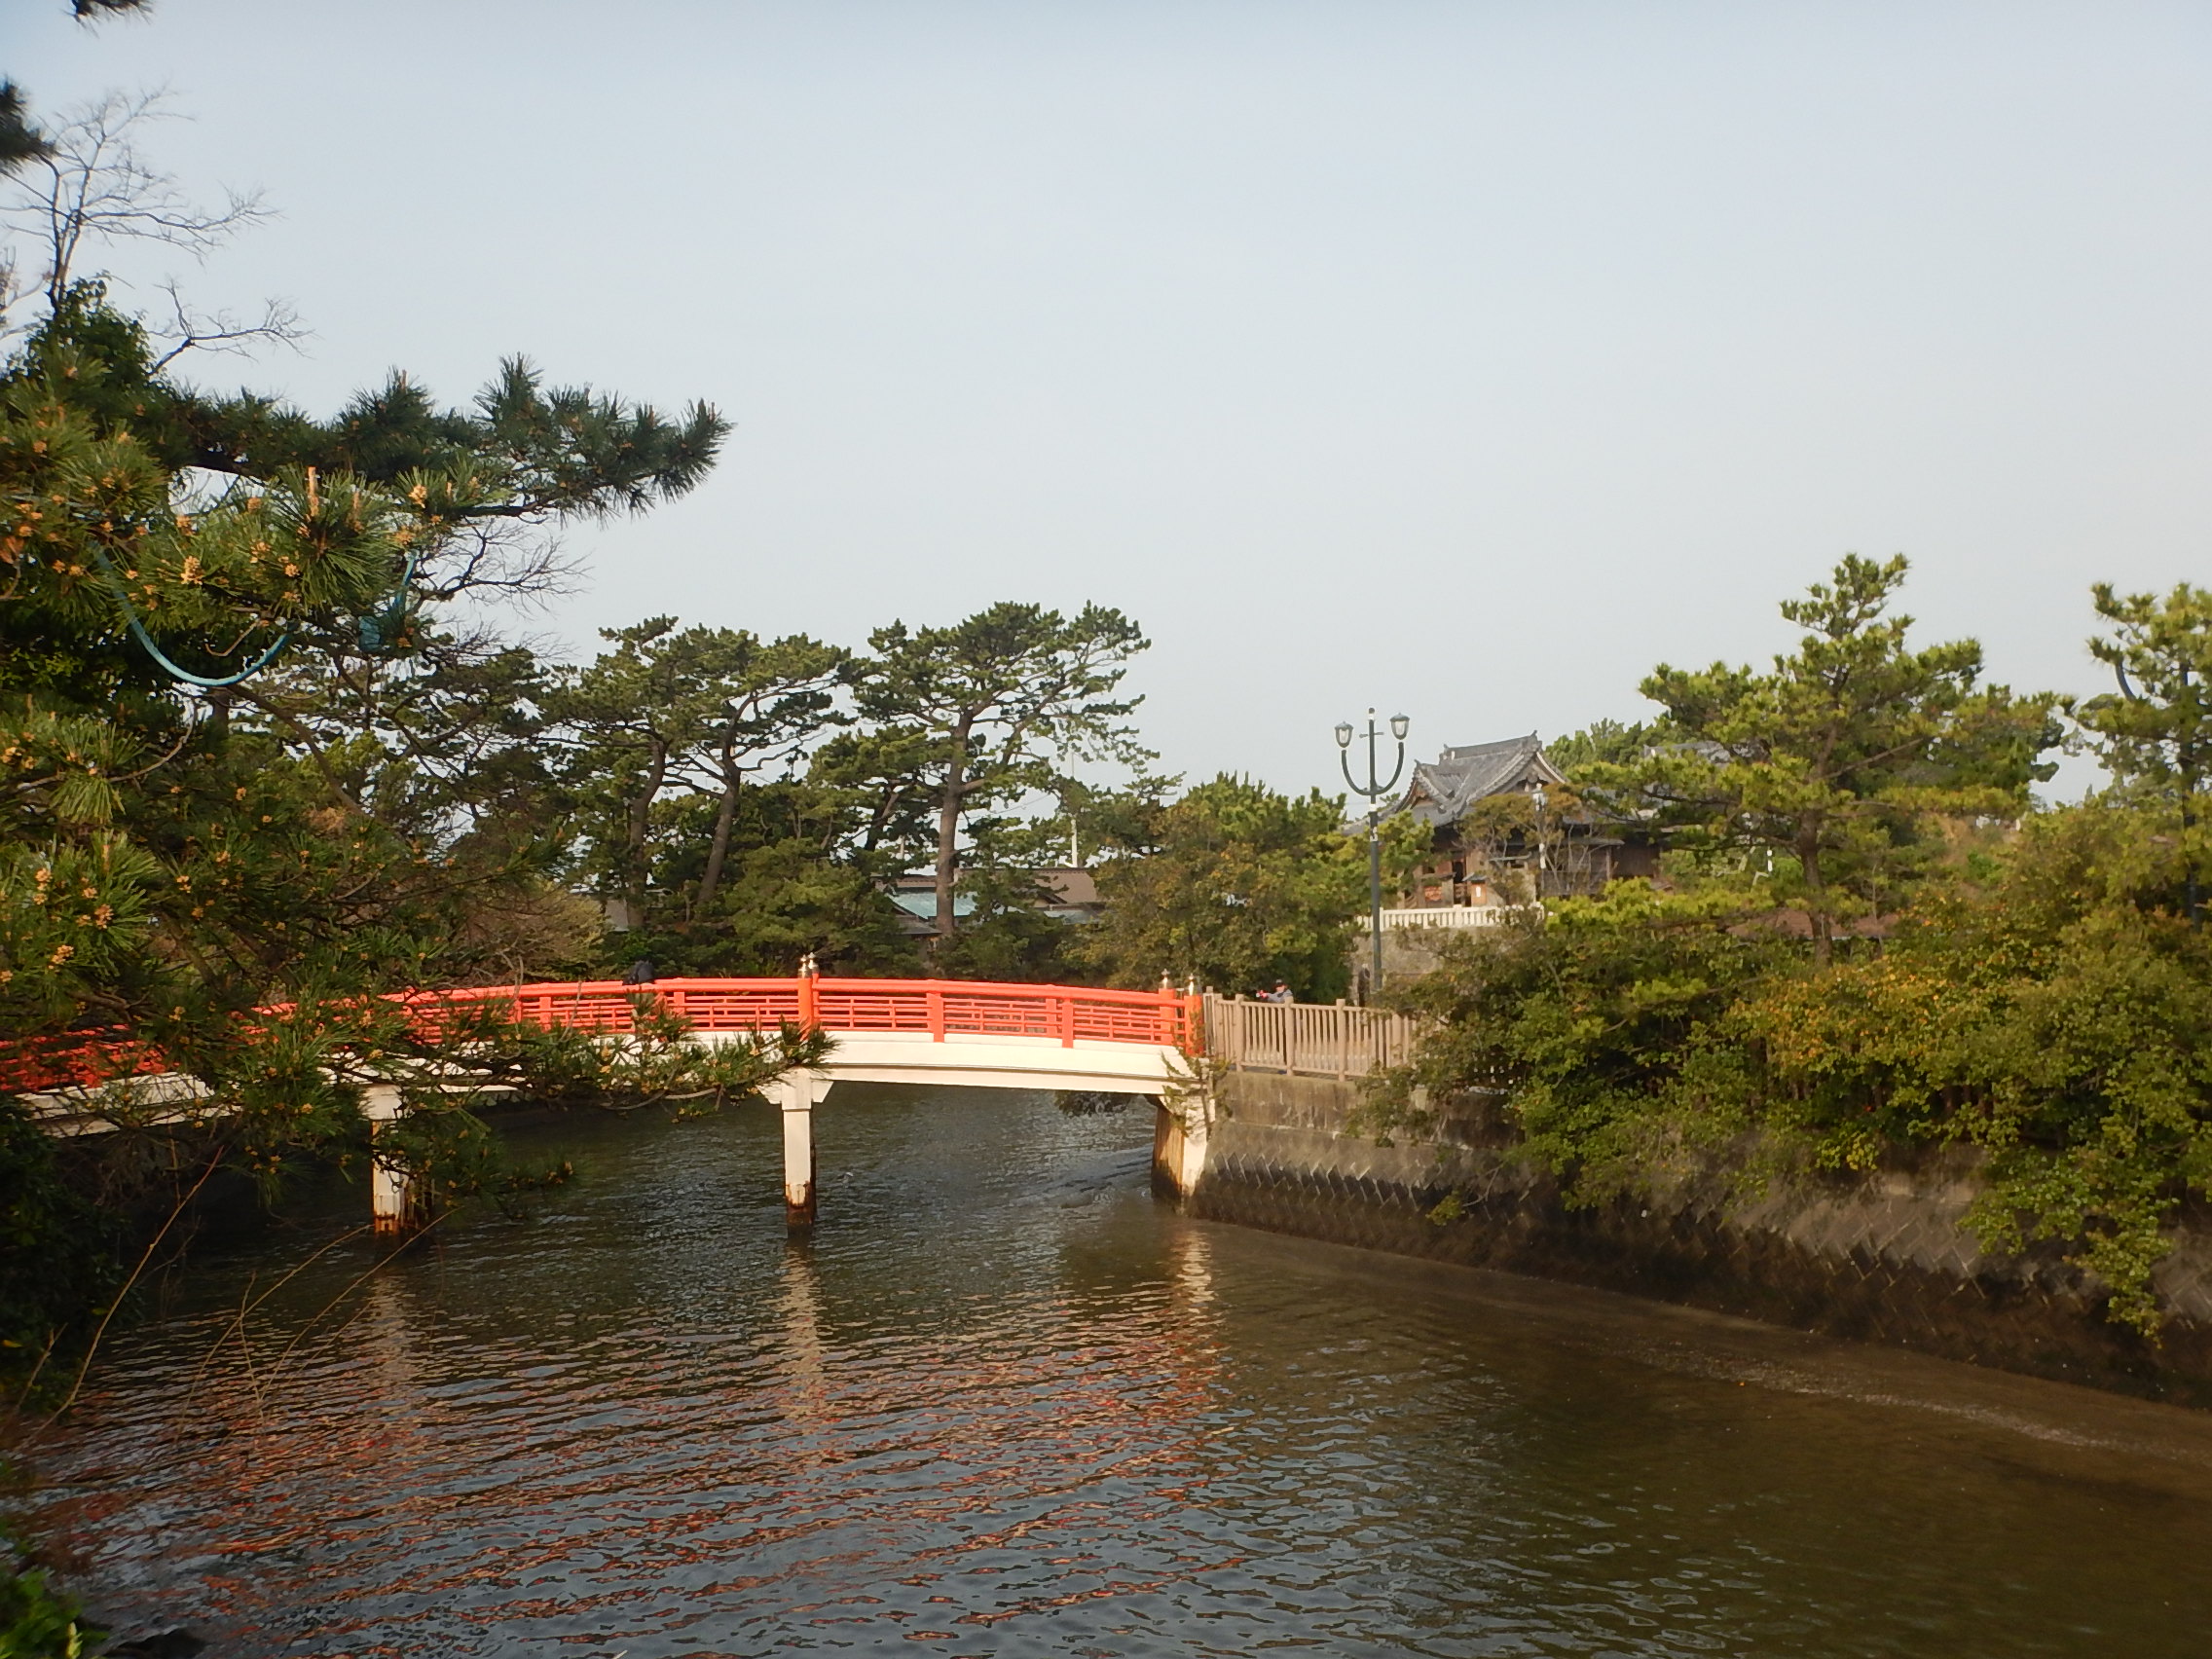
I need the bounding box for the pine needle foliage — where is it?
[0,284,757,1394]
[1585,554,2059,963]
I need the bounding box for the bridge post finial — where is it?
[795,954,821,1034]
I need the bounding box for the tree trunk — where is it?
[695,762,740,920]
[1800,830,1831,969]
[689,729,743,924]
[864,777,903,853]
[933,719,972,945]
[624,737,668,918]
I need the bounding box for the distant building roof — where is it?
[887,866,1102,933]
[890,889,978,923]
[1040,866,1100,908]
[1395,733,1567,826]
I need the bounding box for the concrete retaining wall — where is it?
[1182,1070,2212,1407]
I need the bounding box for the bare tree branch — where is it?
[2,87,272,307]
[418,519,582,607]
[147,276,307,369]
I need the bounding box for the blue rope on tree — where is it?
[90,546,291,689]
[91,545,419,688]
[355,550,419,651]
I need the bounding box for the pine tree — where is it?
[856,603,1150,949]
[1605,555,2058,964]
[0,285,809,1387]
[2075,581,2212,924]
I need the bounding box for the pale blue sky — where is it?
[14,1,2212,798]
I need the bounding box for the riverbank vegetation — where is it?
[1375,558,2212,1334]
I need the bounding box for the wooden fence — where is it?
[1199,994,1425,1082]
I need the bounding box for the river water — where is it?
[31,1086,2212,1656]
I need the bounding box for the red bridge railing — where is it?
[0,1034,172,1094]
[414,977,1196,1051]
[3,977,1200,1094]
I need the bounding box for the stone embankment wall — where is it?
[1169,1068,2212,1407]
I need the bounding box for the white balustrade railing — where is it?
[1376,904,1536,931]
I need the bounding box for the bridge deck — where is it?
[1,978,1432,1234]
[3,975,1198,1100]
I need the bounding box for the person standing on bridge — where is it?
[623,958,656,985]
[1266,980,1294,1004]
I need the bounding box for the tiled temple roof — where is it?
[1395,733,1567,826]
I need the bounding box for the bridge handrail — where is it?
[2,976,1200,1093]
[0,1032,172,1093]
[422,977,1195,1051]
[1200,992,1425,1081]
[404,981,1194,1057]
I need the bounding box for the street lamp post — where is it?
[1336,709,1410,1002]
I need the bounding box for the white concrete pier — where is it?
[769,1071,825,1228]
[363,1083,425,1238]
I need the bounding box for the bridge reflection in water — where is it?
[37,1089,2212,1657]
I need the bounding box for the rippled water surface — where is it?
[33,1087,2212,1656]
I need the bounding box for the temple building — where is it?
[1387,733,1658,906]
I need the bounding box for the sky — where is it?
[12,0,2212,801]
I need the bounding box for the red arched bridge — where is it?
[5,975,1211,1234]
